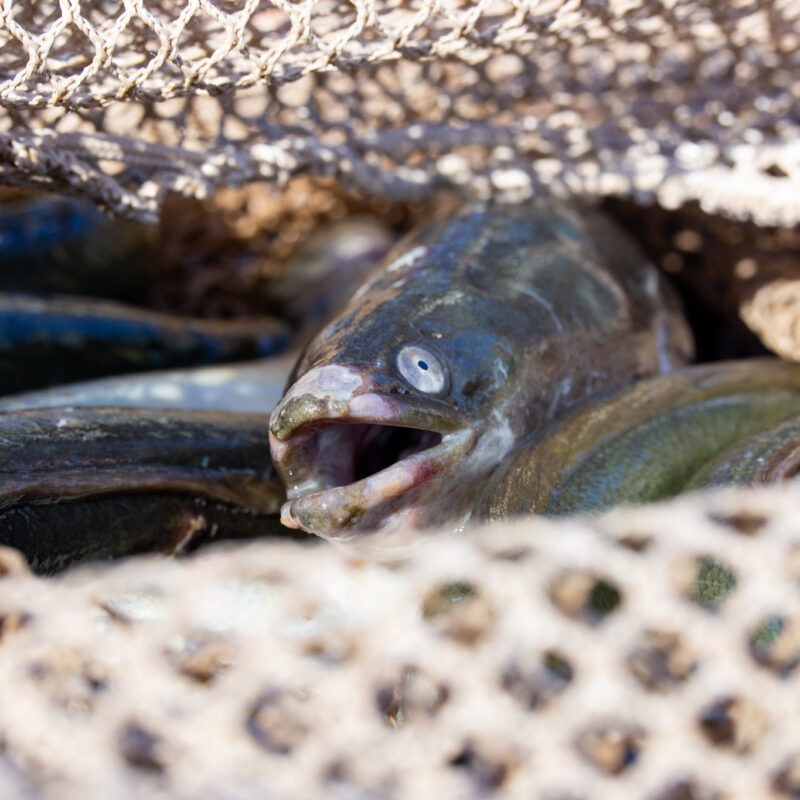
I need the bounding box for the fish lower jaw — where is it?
[278,460,425,539]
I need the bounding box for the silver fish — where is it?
[0,354,298,414]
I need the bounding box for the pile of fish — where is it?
[1,195,799,573]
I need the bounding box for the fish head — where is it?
[269,248,525,540]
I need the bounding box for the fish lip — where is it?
[268,390,474,539]
[269,391,470,464]
[270,384,467,441]
[279,427,476,540]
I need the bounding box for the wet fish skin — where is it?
[685,412,800,489]
[0,406,288,572]
[1,495,291,576]
[0,293,291,395]
[0,353,298,414]
[477,359,800,519]
[0,406,283,512]
[0,195,157,302]
[270,200,693,539]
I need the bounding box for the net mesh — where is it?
[0,485,798,799]
[1,4,800,796]
[1,0,799,223]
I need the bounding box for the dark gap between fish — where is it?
[311,423,442,488]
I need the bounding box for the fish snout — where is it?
[268,364,366,441]
[269,393,350,441]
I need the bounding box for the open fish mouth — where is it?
[309,422,445,488]
[269,389,474,539]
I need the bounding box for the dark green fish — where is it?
[0,293,290,395]
[685,412,800,489]
[478,359,800,520]
[0,195,156,302]
[269,201,693,540]
[0,407,288,573]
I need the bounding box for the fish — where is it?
[269,200,694,540]
[1,494,292,576]
[0,208,397,570]
[0,406,291,573]
[477,358,800,519]
[684,411,800,489]
[0,293,291,395]
[0,194,157,303]
[0,353,298,414]
[265,216,395,338]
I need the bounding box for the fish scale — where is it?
[687,412,800,489]
[478,359,800,520]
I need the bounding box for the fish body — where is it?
[478,359,800,519]
[0,406,289,573]
[269,201,693,540]
[0,353,297,414]
[1,494,290,576]
[0,195,156,302]
[685,411,800,489]
[0,293,291,395]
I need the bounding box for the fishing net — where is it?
[2,3,800,797]
[0,0,799,224]
[0,485,798,799]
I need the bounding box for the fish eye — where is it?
[396,345,449,394]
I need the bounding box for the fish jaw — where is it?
[278,428,476,540]
[268,365,481,539]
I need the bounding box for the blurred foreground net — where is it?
[0,0,799,223]
[0,486,798,799]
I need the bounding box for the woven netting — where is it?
[2,5,800,797]
[0,485,798,799]
[1,0,799,224]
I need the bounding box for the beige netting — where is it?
[1,0,799,224]
[0,486,798,799]
[2,5,800,797]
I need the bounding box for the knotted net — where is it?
[1,0,799,224]
[1,4,800,798]
[0,486,798,799]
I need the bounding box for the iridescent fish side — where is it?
[0,195,157,302]
[685,411,800,489]
[477,359,800,519]
[269,201,694,540]
[0,293,291,395]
